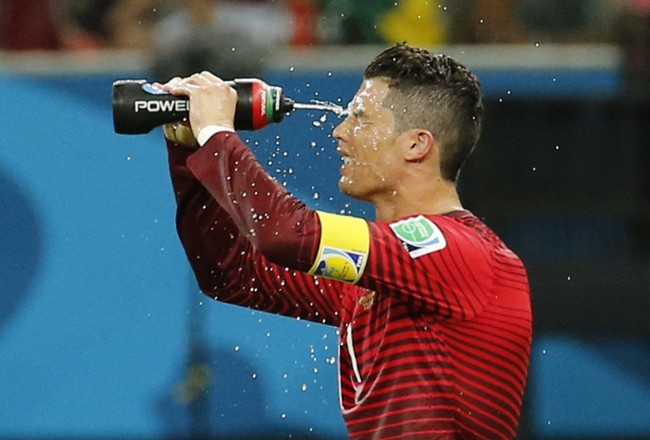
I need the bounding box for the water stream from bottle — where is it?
[292,100,349,117]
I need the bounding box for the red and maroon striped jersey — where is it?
[167,132,532,439]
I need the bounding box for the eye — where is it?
[350,110,366,122]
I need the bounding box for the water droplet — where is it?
[301,384,308,391]
[233,345,240,352]
[313,192,320,200]
[535,42,540,48]
[281,413,287,419]
[289,66,295,72]
[251,373,257,379]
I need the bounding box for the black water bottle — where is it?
[112,78,296,134]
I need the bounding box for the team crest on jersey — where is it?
[389,215,447,258]
[314,247,365,282]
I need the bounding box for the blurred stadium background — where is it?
[0,1,649,439]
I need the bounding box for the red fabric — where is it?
[629,0,650,14]
[287,0,318,46]
[168,132,532,439]
[1,0,62,50]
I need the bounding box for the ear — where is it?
[403,129,435,162]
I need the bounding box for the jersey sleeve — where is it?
[167,138,343,326]
[361,216,494,320]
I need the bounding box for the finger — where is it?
[153,76,182,92]
[166,76,200,96]
[166,76,183,87]
[182,72,222,90]
[197,71,224,84]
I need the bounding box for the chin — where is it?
[339,179,368,202]
[338,178,354,197]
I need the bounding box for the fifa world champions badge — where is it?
[314,247,366,283]
[390,215,447,258]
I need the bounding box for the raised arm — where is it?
[186,132,496,321]
[167,133,343,326]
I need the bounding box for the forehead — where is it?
[349,78,391,111]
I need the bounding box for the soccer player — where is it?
[160,44,532,439]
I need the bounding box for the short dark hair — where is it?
[364,44,483,182]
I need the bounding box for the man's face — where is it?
[333,78,405,201]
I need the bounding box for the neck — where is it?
[373,178,464,222]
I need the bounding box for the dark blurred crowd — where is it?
[1,0,648,89]
[1,0,648,50]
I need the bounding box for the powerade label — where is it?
[390,215,447,258]
[251,80,269,130]
[134,100,189,112]
[260,88,267,116]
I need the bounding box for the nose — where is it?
[333,116,349,142]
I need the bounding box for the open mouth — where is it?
[341,156,353,166]
[340,156,357,172]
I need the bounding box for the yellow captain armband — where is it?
[308,211,370,284]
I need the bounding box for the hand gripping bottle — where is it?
[112,78,296,134]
